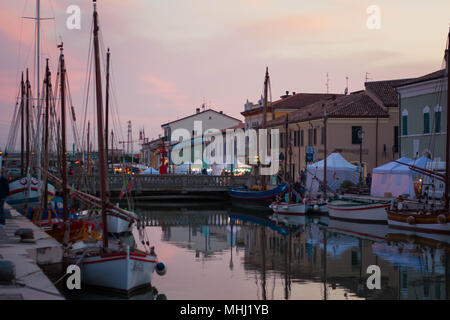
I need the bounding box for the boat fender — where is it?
[155,262,167,276]
[313,205,319,212]
[406,216,415,225]
[437,214,447,224]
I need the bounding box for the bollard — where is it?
[0,261,16,285]
[14,228,35,243]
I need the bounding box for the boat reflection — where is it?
[65,205,450,300]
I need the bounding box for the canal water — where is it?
[58,203,450,300]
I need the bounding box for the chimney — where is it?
[292,92,296,95]
[280,91,291,99]
[196,108,200,114]
[219,111,223,114]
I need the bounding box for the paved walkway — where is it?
[0,204,64,300]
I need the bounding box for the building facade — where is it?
[397,70,447,160]
[264,78,408,182]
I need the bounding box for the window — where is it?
[293,131,298,147]
[435,105,442,133]
[280,132,285,148]
[308,129,312,146]
[300,130,304,146]
[402,109,408,135]
[423,106,430,134]
[352,126,362,144]
[394,126,399,153]
[321,127,325,145]
[313,128,317,145]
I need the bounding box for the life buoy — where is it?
[19,178,27,185]
[406,216,415,225]
[437,214,447,224]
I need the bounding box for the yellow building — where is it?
[264,79,409,182]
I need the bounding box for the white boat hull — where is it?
[8,176,56,208]
[68,247,157,293]
[271,202,308,216]
[327,201,389,223]
[270,201,327,216]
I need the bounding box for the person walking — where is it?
[0,170,9,227]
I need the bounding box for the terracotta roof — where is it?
[395,69,446,88]
[241,93,341,116]
[262,91,389,128]
[364,78,413,108]
[271,93,342,109]
[161,108,242,127]
[220,122,245,133]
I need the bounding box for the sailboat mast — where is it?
[261,67,269,190]
[20,73,25,176]
[25,69,30,175]
[111,130,114,169]
[93,0,109,249]
[445,30,450,211]
[59,44,68,221]
[35,0,42,197]
[105,48,110,169]
[87,121,90,174]
[323,109,327,200]
[42,59,50,210]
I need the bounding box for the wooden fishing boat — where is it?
[64,240,160,294]
[60,0,166,294]
[229,183,287,203]
[327,197,390,223]
[270,198,328,216]
[7,176,56,208]
[229,68,287,209]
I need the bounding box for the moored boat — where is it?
[386,208,450,235]
[229,183,287,207]
[7,176,56,209]
[327,197,390,223]
[270,200,328,216]
[64,240,163,294]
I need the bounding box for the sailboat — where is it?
[229,68,287,207]
[386,30,450,236]
[6,69,56,210]
[270,110,330,216]
[4,0,57,212]
[64,0,166,294]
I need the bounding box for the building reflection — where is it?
[136,207,450,300]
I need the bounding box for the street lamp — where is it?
[358,129,365,188]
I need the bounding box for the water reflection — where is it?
[66,205,450,300]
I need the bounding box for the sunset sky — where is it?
[0,0,449,151]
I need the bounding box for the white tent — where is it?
[143,167,160,175]
[370,156,431,198]
[305,153,360,192]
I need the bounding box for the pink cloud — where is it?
[139,74,188,105]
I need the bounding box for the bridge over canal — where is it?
[68,174,251,197]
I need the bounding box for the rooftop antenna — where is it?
[344,76,349,95]
[365,72,372,83]
[202,97,206,110]
[325,73,330,94]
